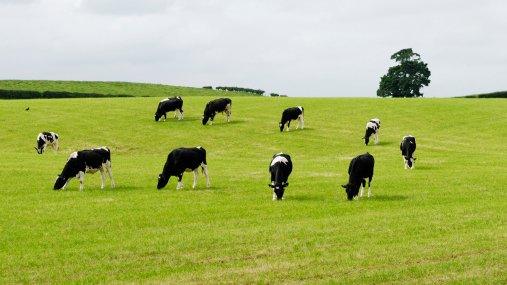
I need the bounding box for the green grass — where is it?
[0,97,505,283]
[0,80,259,97]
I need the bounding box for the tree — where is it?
[377,48,431,98]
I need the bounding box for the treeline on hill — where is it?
[0,89,133,99]
[204,86,265,95]
[460,91,507,98]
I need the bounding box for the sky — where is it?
[0,0,506,97]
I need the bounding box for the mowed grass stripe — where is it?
[0,97,505,283]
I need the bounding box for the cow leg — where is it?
[367,177,372,197]
[374,133,379,144]
[192,169,198,189]
[105,161,115,188]
[99,168,106,189]
[176,174,183,190]
[78,171,85,191]
[273,192,277,201]
[163,113,167,121]
[54,141,59,151]
[287,121,291,132]
[359,181,365,197]
[300,114,305,129]
[296,117,300,129]
[201,163,210,188]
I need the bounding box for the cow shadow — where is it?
[208,119,245,126]
[369,194,408,201]
[375,141,395,146]
[290,194,326,201]
[413,165,435,170]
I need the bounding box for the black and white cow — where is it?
[279,106,304,132]
[400,135,417,169]
[202,98,232,125]
[157,146,210,190]
[364,118,380,145]
[341,153,375,200]
[53,147,115,191]
[155,96,184,121]
[35,132,59,154]
[268,153,293,200]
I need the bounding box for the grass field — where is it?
[0,96,506,283]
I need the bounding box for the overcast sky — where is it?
[0,0,505,97]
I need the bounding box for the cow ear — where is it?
[341,184,347,189]
[268,184,274,188]
[413,158,417,160]
[284,182,289,187]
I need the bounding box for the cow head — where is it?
[364,136,370,145]
[279,122,284,132]
[341,183,360,200]
[154,112,162,122]
[405,156,416,169]
[157,173,169,189]
[53,175,68,190]
[35,138,45,154]
[202,115,210,125]
[269,182,289,200]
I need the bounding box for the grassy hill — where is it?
[0,80,259,98]
[0,97,505,283]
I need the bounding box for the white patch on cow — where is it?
[160,98,170,102]
[69,152,78,160]
[201,163,210,187]
[192,169,198,189]
[297,106,303,113]
[78,171,85,191]
[366,122,378,132]
[272,192,277,200]
[271,156,288,166]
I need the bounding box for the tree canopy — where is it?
[377,48,431,98]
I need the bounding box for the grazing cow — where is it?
[155,96,184,121]
[268,153,293,200]
[157,146,210,190]
[341,153,375,200]
[364,118,380,145]
[400,135,417,169]
[53,147,115,191]
[202,98,232,125]
[279,106,304,132]
[35,132,59,154]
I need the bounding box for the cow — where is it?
[364,118,380,145]
[53,147,115,191]
[279,106,304,132]
[157,146,210,190]
[341,153,375,200]
[202,98,232,125]
[400,135,417,169]
[155,96,184,121]
[268,153,293,200]
[35,132,59,154]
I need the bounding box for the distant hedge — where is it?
[0,89,133,99]
[215,86,264,95]
[202,86,213,89]
[460,91,507,98]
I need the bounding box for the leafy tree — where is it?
[377,48,431,97]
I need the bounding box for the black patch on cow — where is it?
[157,147,207,189]
[342,153,374,200]
[268,153,293,200]
[154,96,184,121]
[279,107,303,132]
[53,148,111,190]
[202,98,232,125]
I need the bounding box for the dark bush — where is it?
[202,86,213,89]
[0,89,133,99]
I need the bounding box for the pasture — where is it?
[0,97,505,283]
